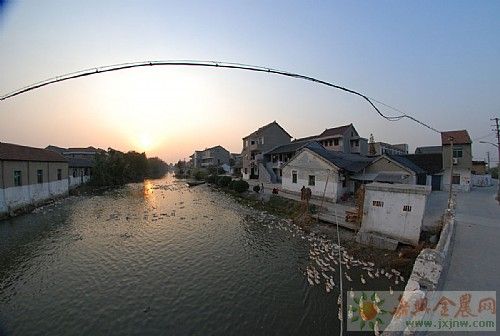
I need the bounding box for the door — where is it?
[431,175,441,191]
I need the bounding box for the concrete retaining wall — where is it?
[0,180,68,217]
[382,199,456,335]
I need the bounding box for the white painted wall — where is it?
[471,174,493,187]
[360,183,431,246]
[443,167,471,192]
[282,150,341,201]
[69,175,90,189]
[0,180,68,216]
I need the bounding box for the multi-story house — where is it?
[241,121,292,181]
[441,130,472,192]
[263,123,368,182]
[1,142,69,217]
[306,124,368,155]
[190,145,231,171]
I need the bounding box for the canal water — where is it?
[0,175,403,335]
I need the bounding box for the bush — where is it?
[206,174,218,184]
[193,170,208,181]
[253,185,260,193]
[217,176,232,188]
[230,180,249,193]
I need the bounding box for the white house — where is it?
[281,142,372,202]
[359,182,431,246]
[1,142,69,217]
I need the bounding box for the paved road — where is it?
[442,181,500,291]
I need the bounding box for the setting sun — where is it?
[137,133,154,152]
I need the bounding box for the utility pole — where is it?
[491,117,500,203]
[487,151,490,170]
[448,136,454,209]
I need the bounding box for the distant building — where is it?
[230,153,242,176]
[414,146,442,154]
[1,142,69,217]
[189,145,231,171]
[46,145,101,189]
[241,121,292,181]
[369,142,409,156]
[472,160,487,175]
[441,130,472,192]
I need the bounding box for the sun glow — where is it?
[137,133,154,151]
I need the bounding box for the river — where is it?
[0,175,405,335]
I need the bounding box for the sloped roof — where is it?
[265,139,313,155]
[415,146,442,154]
[404,153,443,174]
[68,157,95,168]
[387,155,426,174]
[243,121,292,139]
[441,130,472,145]
[318,124,353,138]
[1,142,68,162]
[301,142,373,173]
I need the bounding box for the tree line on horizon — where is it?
[90,148,169,186]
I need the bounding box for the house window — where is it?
[37,169,43,183]
[334,138,339,146]
[403,205,412,212]
[353,140,359,146]
[452,175,460,185]
[244,168,248,174]
[328,140,333,146]
[73,169,77,178]
[292,171,297,184]
[260,137,264,144]
[14,170,22,186]
[308,175,315,186]
[453,148,463,158]
[372,200,384,207]
[250,140,255,145]
[342,178,346,188]
[57,169,62,180]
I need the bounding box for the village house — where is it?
[1,142,69,217]
[441,130,472,192]
[46,145,102,188]
[404,153,444,191]
[263,123,372,182]
[241,121,292,181]
[229,153,242,176]
[281,141,372,202]
[189,145,231,172]
[293,123,368,155]
[351,154,427,186]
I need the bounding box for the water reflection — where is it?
[0,175,404,335]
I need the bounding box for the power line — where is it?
[0,60,441,133]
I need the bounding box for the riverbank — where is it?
[207,182,417,277]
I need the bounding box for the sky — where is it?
[1,0,499,164]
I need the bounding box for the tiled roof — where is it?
[404,154,443,174]
[318,124,353,138]
[265,139,313,155]
[0,142,68,162]
[415,146,442,154]
[243,121,292,139]
[387,155,426,174]
[303,142,373,173]
[441,130,472,145]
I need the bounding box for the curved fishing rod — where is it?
[0,60,440,133]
